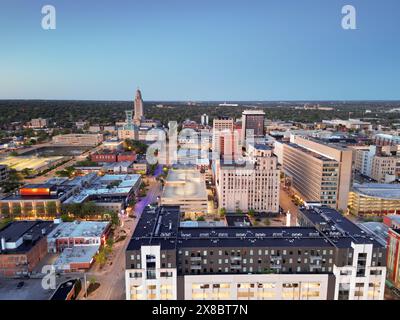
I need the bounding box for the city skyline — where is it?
[1,0,400,101]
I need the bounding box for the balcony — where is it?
[190,265,202,270]
[230,256,242,261]
[310,255,323,263]
[230,265,242,270]
[190,256,202,261]
[270,256,282,261]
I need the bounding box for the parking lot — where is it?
[0,278,55,300]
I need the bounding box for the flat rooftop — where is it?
[161,169,207,200]
[54,245,99,270]
[127,205,384,252]
[63,174,141,204]
[352,183,400,199]
[0,221,55,254]
[284,142,337,162]
[47,221,110,240]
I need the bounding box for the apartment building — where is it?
[353,145,375,177]
[29,118,48,129]
[289,135,353,211]
[371,155,400,183]
[215,144,280,213]
[280,142,340,208]
[125,205,386,300]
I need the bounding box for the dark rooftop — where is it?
[126,205,384,252]
[0,220,55,254]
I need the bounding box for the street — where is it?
[80,175,161,300]
[279,185,300,226]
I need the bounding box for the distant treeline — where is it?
[0,100,399,128]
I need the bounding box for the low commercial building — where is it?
[160,169,208,217]
[48,220,111,272]
[63,174,141,213]
[348,183,400,216]
[131,160,148,174]
[90,150,136,163]
[47,220,111,253]
[125,205,386,300]
[0,182,80,219]
[0,221,55,277]
[52,134,103,146]
[384,215,400,229]
[322,119,371,131]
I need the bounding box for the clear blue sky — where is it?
[0,0,399,101]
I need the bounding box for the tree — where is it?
[128,197,136,207]
[248,209,256,217]
[110,212,120,227]
[45,201,57,216]
[236,209,243,215]
[219,207,226,217]
[12,204,22,217]
[197,216,205,221]
[263,218,271,226]
[60,213,74,222]
[81,201,98,217]
[95,249,107,267]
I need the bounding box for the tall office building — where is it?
[134,88,144,125]
[125,205,386,300]
[241,110,265,146]
[289,135,353,211]
[215,144,280,213]
[280,142,340,209]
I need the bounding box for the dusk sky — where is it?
[0,0,399,101]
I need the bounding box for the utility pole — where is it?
[84,273,87,298]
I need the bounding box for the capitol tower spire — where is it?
[133,87,144,125]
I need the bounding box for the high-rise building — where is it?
[212,117,240,162]
[215,144,280,213]
[289,135,353,211]
[280,141,340,208]
[241,110,265,146]
[134,88,144,125]
[353,145,376,177]
[125,205,386,300]
[200,114,209,126]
